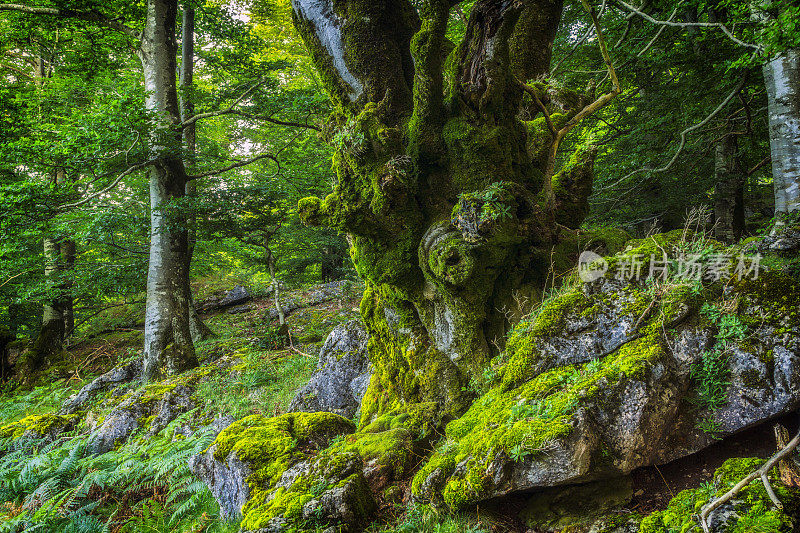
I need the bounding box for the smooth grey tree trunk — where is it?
[764,49,800,229]
[714,134,745,243]
[180,5,214,343]
[138,0,198,380]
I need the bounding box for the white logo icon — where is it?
[578,251,608,282]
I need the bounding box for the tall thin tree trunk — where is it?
[764,49,800,231]
[61,238,75,339]
[267,247,285,325]
[138,0,198,380]
[714,133,745,243]
[180,4,213,343]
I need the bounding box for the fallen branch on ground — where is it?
[698,427,800,532]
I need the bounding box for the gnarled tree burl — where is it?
[293,0,618,422]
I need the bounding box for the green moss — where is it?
[413,331,662,509]
[551,145,596,229]
[734,270,800,329]
[336,427,414,478]
[502,290,588,388]
[639,457,796,533]
[0,413,75,440]
[442,116,533,193]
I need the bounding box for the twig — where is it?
[188,153,279,181]
[179,78,320,132]
[0,271,28,289]
[287,331,315,359]
[62,159,157,208]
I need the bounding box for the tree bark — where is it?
[138,0,197,380]
[180,4,213,344]
[764,49,800,230]
[714,133,745,243]
[293,0,591,423]
[267,248,286,326]
[61,238,75,338]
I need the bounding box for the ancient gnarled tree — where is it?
[293,0,617,422]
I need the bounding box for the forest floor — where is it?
[0,278,794,533]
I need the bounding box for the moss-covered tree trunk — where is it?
[292,0,602,424]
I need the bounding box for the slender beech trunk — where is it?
[267,247,285,325]
[179,4,213,343]
[764,49,800,229]
[714,133,745,242]
[27,168,67,374]
[138,0,197,380]
[24,51,64,372]
[61,238,75,338]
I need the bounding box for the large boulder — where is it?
[412,235,800,509]
[88,382,197,454]
[289,320,373,418]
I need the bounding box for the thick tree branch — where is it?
[0,3,139,38]
[536,0,621,207]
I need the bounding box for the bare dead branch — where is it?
[597,74,747,193]
[698,428,800,532]
[614,0,762,52]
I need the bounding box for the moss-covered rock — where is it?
[411,242,800,510]
[0,413,76,440]
[639,457,797,532]
[193,411,361,531]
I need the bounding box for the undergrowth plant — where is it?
[692,303,748,436]
[367,503,491,533]
[0,410,233,533]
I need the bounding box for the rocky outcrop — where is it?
[197,285,253,313]
[289,320,373,418]
[412,241,800,509]
[60,359,142,415]
[88,381,197,454]
[190,412,365,530]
